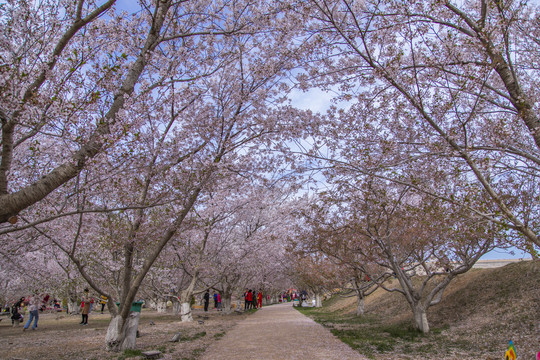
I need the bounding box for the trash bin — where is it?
[116,301,144,313]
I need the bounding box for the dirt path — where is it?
[202,303,367,359]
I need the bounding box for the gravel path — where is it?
[202,303,367,359]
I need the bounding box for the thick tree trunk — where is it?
[412,305,429,334]
[67,301,78,314]
[172,300,181,315]
[180,302,193,322]
[315,293,323,308]
[156,300,167,313]
[105,312,141,351]
[222,293,232,314]
[356,295,365,316]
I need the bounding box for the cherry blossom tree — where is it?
[296,179,500,333]
[293,0,540,255]
[0,0,303,350]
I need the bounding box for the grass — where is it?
[213,331,225,339]
[180,331,207,342]
[294,261,540,359]
[117,349,142,360]
[295,305,467,359]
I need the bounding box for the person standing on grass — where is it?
[213,292,218,309]
[216,292,222,311]
[203,290,210,312]
[23,294,41,331]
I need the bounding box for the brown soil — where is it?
[0,307,247,360]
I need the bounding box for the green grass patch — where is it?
[117,349,142,359]
[180,331,207,342]
[214,331,225,339]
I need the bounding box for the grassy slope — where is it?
[298,260,539,360]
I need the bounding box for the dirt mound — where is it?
[320,260,539,359]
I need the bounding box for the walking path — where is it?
[202,302,367,359]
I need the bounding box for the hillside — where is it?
[300,260,539,360]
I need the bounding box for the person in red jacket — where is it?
[246,290,253,310]
[256,290,263,309]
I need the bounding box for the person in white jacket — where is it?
[23,294,41,331]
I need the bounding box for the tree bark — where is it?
[67,301,78,314]
[180,302,193,322]
[222,292,232,314]
[412,305,429,334]
[105,312,141,351]
[172,299,181,315]
[356,295,365,316]
[156,300,167,313]
[315,293,323,308]
[105,315,124,351]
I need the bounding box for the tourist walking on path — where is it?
[203,290,210,312]
[251,290,257,309]
[23,294,41,331]
[213,292,218,309]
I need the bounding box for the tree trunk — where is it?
[104,311,141,351]
[67,301,78,314]
[222,293,232,314]
[156,300,167,313]
[412,305,429,334]
[105,315,124,351]
[172,300,181,315]
[356,295,365,316]
[180,302,193,322]
[315,293,322,308]
[235,299,243,311]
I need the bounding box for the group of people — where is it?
[202,289,264,312]
[8,293,51,331]
[243,289,263,310]
[203,290,222,312]
[5,289,108,329]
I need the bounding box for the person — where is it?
[246,290,253,310]
[213,292,218,309]
[251,290,257,309]
[203,290,210,312]
[23,294,41,331]
[216,292,222,311]
[11,297,25,326]
[257,290,263,309]
[99,295,108,313]
[80,289,91,325]
[89,297,94,313]
[243,289,249,310]
[41,294,50,311]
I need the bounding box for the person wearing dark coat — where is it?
[203,290,210,312]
